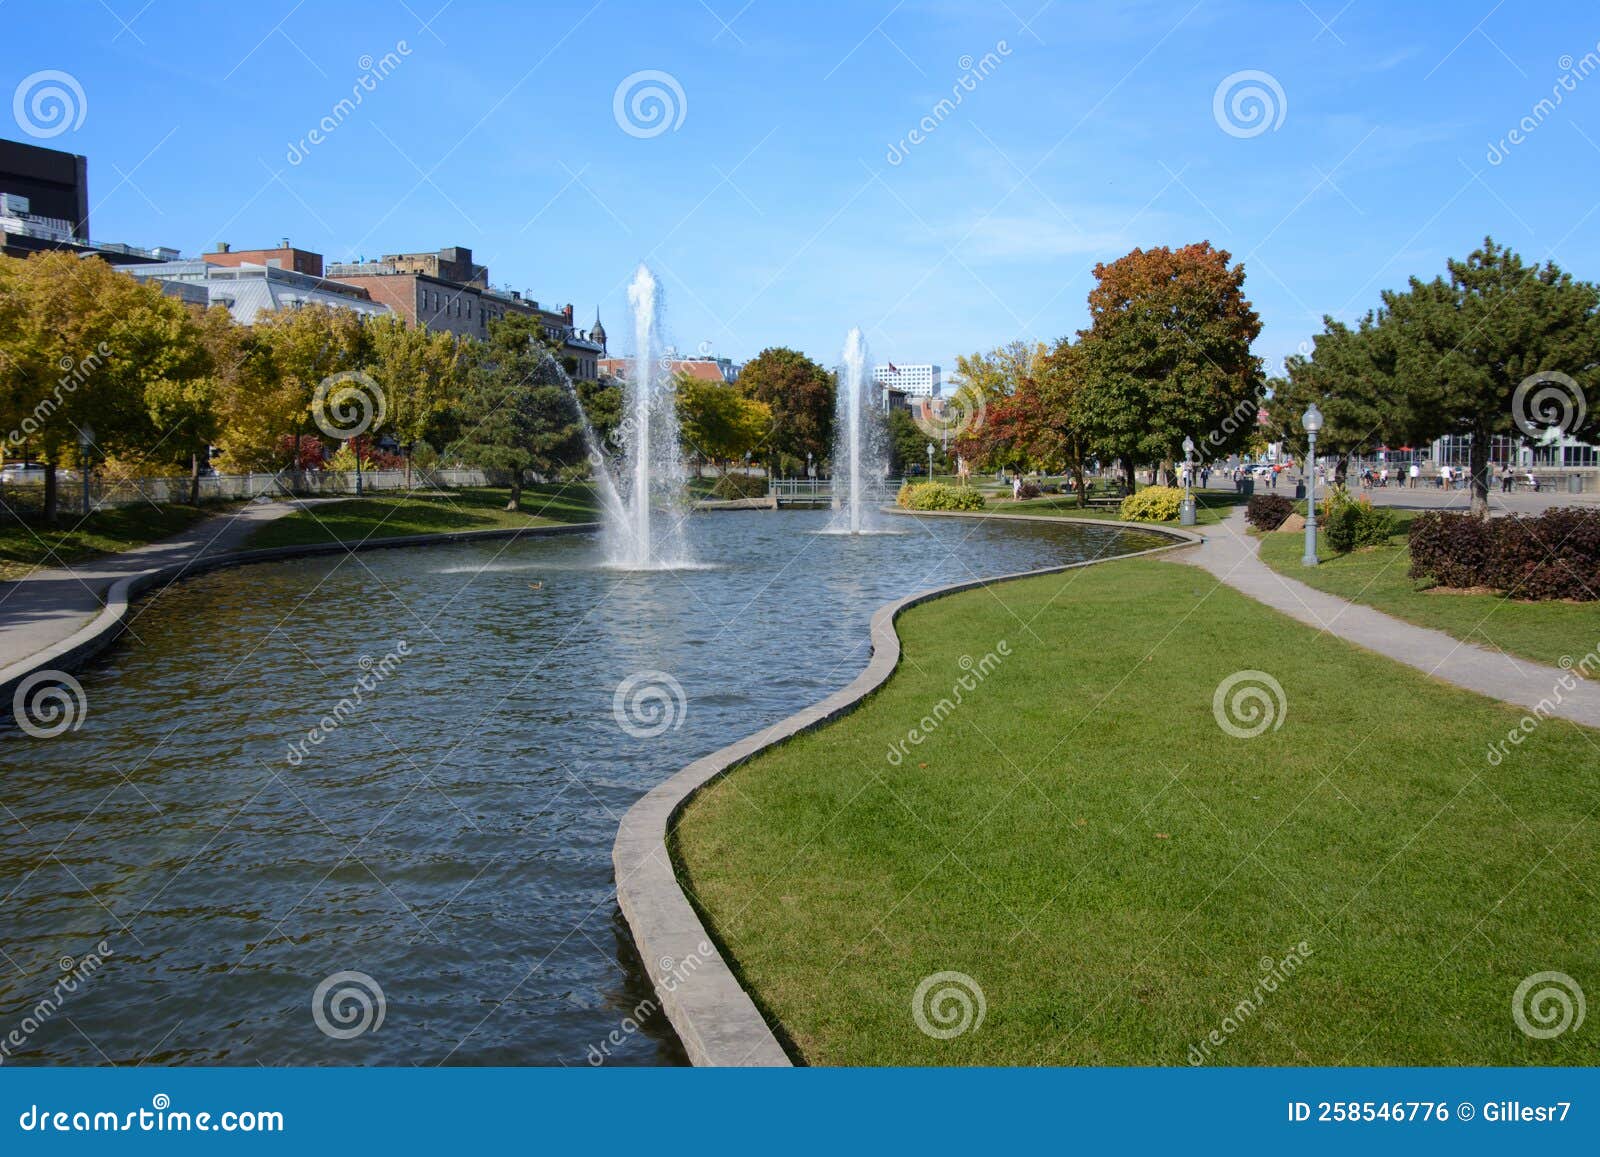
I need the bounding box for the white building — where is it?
[124,260,391,326]
[872,363,941,399]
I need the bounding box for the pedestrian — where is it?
[1012,474,1022,501]
[1500,464,1513,493]
[1409,462,1420,488]
[1379,466,1388,488]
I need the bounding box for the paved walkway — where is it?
[1175,507,1600,729]
[0,500,313,675]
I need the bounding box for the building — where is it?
[872,363,941,399]
[325,245,605,378]
[204,240,324,277]
[1,138,178,264]
[124,260,389,325]
[598,353,742,384]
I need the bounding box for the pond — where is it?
[0,509,1168,1066]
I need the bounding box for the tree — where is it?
[1375,237,1600,512]
[0,253,208,520]
[736,347,833,474]
[677,374,772,469]
[200,305,301,473]
[451,315,583,510]
[367,314,463,451]
[1265,312,1399,486]
[953,340,1047,409]
[254,303,371,469]
[1075,242,1264,489]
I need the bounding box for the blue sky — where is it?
[8,0,1600,379]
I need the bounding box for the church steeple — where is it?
[590,308,606,354]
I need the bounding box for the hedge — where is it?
[1409,508,1600,600]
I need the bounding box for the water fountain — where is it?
[605,264,694,569]
[828,326,891,534]
[543,353,630,536]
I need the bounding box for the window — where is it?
[1565,445,1598,467]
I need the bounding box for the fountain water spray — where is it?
[542,353,629,535]
[605,264,694,568]
[829,327,890,534]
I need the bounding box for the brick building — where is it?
[326,245,604,378]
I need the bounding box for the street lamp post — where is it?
[1302,403,1323,567]
[1180,435,1196,526]
[926,442,935,479]
[78,425,94,516]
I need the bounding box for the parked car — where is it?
[0,462,47,484]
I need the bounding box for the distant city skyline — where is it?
[5,1,1598,378]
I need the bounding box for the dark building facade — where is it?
[0,137,89,237]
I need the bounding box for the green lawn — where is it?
[245,484,600,549]
[0,502,217,580]
[1003,488,1247,526]
[1256,512,1593,672]
[673,557,1598,1066]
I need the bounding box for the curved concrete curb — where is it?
[612,512,1201,1067]
[0,522,599,709]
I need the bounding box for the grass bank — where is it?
[1255,511,1594,671]
[0,502,218,580]
[672,557,1598,1065]
[245,484,600,550]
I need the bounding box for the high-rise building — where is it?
[872,363,940,398]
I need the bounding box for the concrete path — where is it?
[0,500,312,675]
[1175,507,1600,729]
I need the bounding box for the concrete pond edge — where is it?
[0,521,600,708]
[611,511,1204,1067]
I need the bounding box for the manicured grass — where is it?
[1003,488,1247,526]
[1256,512,1594,671]
[673,557,1598,1066]
[245,484,600,549]
[0,502,217,580]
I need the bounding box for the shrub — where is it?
[1319,489,1396,553]
[1246,493,1294,531]
[1016,481,1042,500]
[1118,485,1184,522]
[1409,508,1600,600]
[897,481,986,512]
[709,472,767,500]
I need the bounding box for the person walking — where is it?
[1409,462,1420,488]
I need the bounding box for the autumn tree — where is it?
[367,314,463,452]
[253,303,372,468]
[1075,242,1263,489]
[0,253,208,520]
[676,374,772,470]
[736,347,833,475]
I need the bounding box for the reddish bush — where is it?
[1246,493,1294,530]
[1409,508,1600,600]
